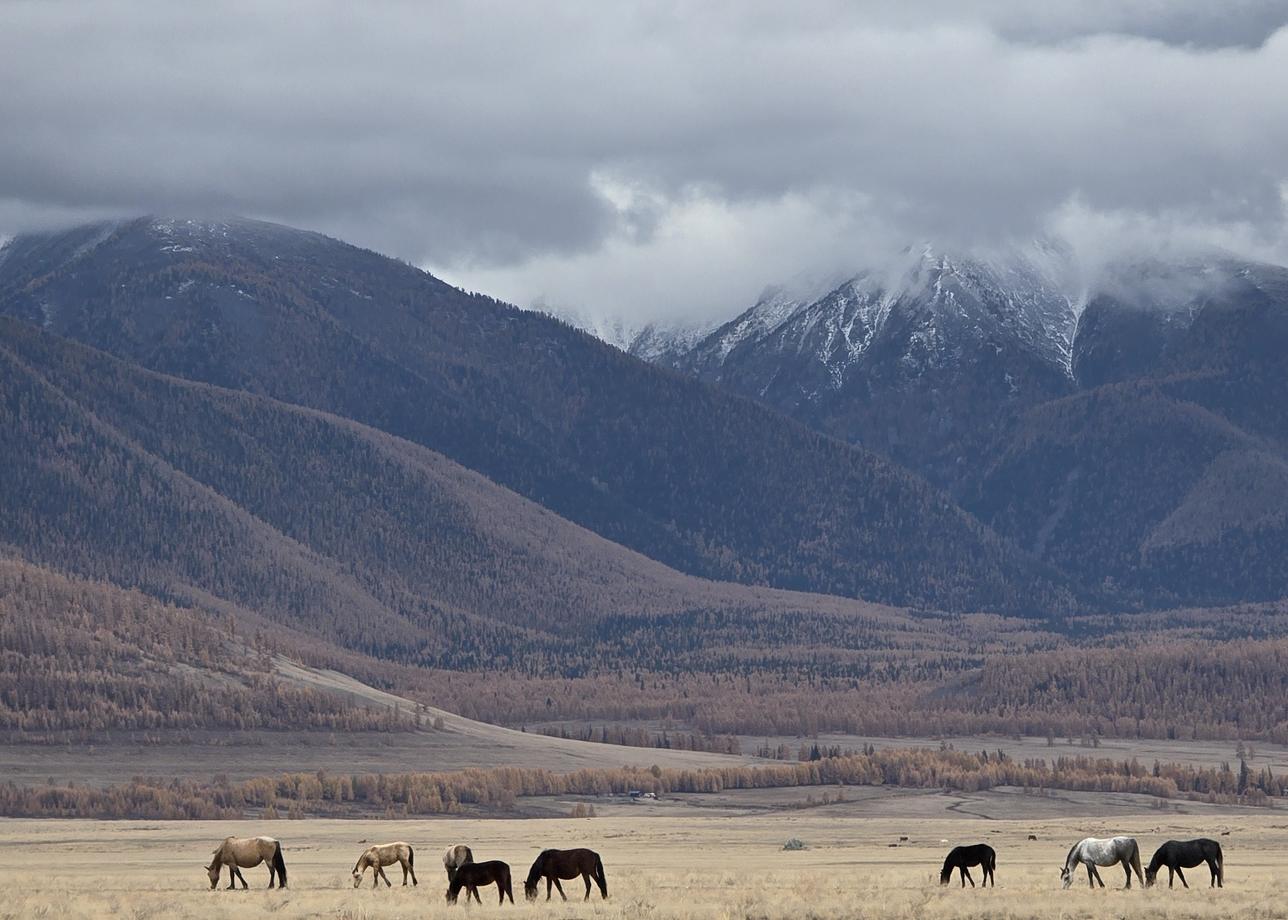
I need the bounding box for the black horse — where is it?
[939,843,996,887]
[446,860,514,905]
[1145,839,1224,889]
[524,848,608,901]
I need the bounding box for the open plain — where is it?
[0,808,1282,920]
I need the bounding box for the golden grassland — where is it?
[0,811,1283,919]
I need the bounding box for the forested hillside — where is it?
[0,218,1075,615]
[0,559,406,736]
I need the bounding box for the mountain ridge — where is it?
[0,217,1079,616]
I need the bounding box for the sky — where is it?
[3,0,1288,325]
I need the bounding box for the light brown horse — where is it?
[352,841,417,888]
[443,844,474,884]
[205,836,287,890]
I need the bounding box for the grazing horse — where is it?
[524,848,608,901]
[1146,839,1224,889]
[443,844,474,884]
[1061,836,1143,889]
[353,841,417,888]
[940,843,996,887]
[205,836,287,890]
[446,860,513,905]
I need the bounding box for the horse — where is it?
[205,836,287,890]
[446,860,513,905]
[443,844,474,884]
[1145,839,1224,889]
[939,843,996,887]
[352,841,417,888]
[524,848,608,901]
[1060,836,1143,889]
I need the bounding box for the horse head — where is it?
[1059,865,1073,889]
[206,863,220,889]
[939,867,952,885]
[352,868,364,888]
[523,880,539,901]
[1144,868,1157,888]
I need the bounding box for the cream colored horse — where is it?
[443,844,474,883]
[353,841,417,888]
[206,836,287,890]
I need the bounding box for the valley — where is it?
[0,811,1281,919]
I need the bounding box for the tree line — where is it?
[1,746,1281,820]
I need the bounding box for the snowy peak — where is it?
[673,243,1081,389]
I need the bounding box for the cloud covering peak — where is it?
[3,0,1287,321]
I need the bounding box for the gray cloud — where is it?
[3,1,1288,321]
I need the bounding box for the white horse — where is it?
[206,836,287,890]
[1061,836,1143,889]
[353,841,417,888]
[443,843,474,884]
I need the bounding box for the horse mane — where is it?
[525,850,553,887]
[1063,841,1080,869]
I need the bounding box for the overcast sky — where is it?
[3,1,1288,323]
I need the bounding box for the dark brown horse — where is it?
[1145,839,1224,889]
[940,843,995,887]
[523,848,607,901]
[446,860,513,905]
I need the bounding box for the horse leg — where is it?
[1175,867,1188,889]
[469,885,481,905]
[1167,867,1175,888]
[235,866,249,890]
[553,878,568,901]
[400,858,409,886]
[963,867,975,888]
[1089,864,1104,888]
[382,865,393,888]
[1122,860,1133,889]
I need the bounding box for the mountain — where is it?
[0,217,1076,615]
[621,245,1288,607]
[644,244,1081,490]
[965,261,1288,605]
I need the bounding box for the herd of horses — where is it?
[207,832,1225,899]
[940,835,1224,890]
[205,837,609,904]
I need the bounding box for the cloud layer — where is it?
[4,0,1288,321]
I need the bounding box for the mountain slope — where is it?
[621,247,1288,608]
[0,218,1075,615]
[651,245,1080,490]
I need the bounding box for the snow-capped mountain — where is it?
[586,242,1286,494]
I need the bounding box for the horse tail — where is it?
[1130,839,1143,881]
[273,841,287,889]
[1215,844,1224,885]
[593,853,608,898]
[407,845,414,868]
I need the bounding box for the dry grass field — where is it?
[0,810,1283,919]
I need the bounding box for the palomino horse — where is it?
[446,860,514,905]
[206,836,287,890]
[940,843,995,887]
[443,844,474,884]
[524,848,607,901]
[1146,839,1224,889]
[1061,836,1143,889]
[352,841,417,888]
